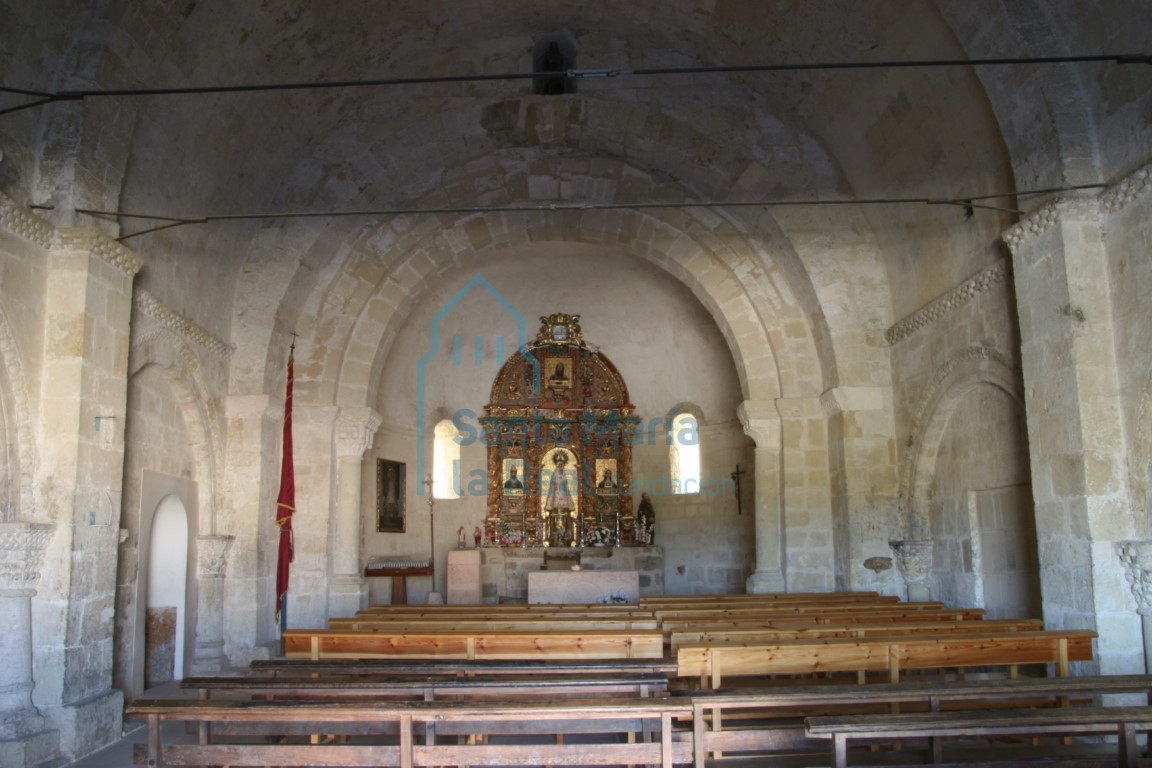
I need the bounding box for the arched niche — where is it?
[481,314,643,548]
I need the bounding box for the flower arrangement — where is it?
[584,523,617,547]
[601,591,630,604]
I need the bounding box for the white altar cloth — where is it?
[527,570,640,604]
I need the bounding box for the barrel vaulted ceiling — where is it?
[1,0,1148,401]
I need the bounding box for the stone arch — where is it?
[898,346,1023,539]
[0,305,36,522]
[128,329,221,535]
[312,208,826,417]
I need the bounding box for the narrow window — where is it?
[669,412,701,494]
[433,419,460,499]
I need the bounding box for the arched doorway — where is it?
[145,495,189,686]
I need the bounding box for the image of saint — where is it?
[596,467,617,494]
[504,465,523,489]
[546,358,571,389]
[544,451,576,515]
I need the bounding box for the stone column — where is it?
[895,539,934,603]
[189,535,233,675]
[1005,196,1141,673]
[738,400,785,593]
[1117,541,1152,673]
[329,407,382,618]
[0,521,55,767]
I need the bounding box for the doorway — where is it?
[145,495,188,686]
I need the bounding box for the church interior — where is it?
[1,1,1151,765]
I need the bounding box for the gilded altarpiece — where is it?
[482,314,641,548]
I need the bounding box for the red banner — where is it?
[275,347,295,629]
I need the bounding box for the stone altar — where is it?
[528,569,640,604]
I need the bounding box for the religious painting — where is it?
[544,357,572,389]
[595,458,619,495]
[376,459,406,533]
[501,457,525,496]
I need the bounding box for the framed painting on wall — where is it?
[377,459,406,533]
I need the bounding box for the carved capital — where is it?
[335,407,384,458]
[1117,540,1152,615]
[736,400,780,449]
[893,539,933,588]
[196,534,234,579]
[0,522,54,597]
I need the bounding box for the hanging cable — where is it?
[60,183,1108,242]
[1,52,1146,116]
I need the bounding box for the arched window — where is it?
[669,411,701,494]
[433,419,460,499]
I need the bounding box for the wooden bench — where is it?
[687,674,1152,768]
[676,629,1097,687]
[806,704,1152,768]
[357,603,649,615]
[250,656,680,678]
[668,618,1046,653]
[651,602,980,622]
[331,615,661,631]
[126,697,695,767]
[642,591,900,606]
[183,671,671,702]
[659,609,990,638]
[282,627,665,660]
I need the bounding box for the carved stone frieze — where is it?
[1002,201,1060,254]
[1117,540,1152,615]
[335,408,384,458]
[0,522,53,596]
[894,539,933,588]
[885,261,1010,345]
[1100,162,1150,215]
[0,193,53,249]
[136,290,234,358]
[57,227,143,276]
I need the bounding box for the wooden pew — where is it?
[676,629,1097,688]
[668,618,1045,653]
[357,603,648,615]
[282,627,665,660]
[642,591,899,606]
[331,615,660,631]
[688,674,1152,768]
[127,697,695,768]
[806,705,1152,768]
[651,601,978,621]
[183,671,670,702]
[659,609,989,637]
[250,656,679,678]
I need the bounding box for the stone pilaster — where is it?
[189,535,233,674]
[329,407,383,617]
[34,229,134,760]
[1005,196,1140,673]
[737,400,785,593]
[0,522,56,768]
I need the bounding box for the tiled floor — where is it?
[64,682,194,768]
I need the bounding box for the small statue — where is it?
[637,492,655,546]
[474,526,482,548]
[457,525,467,549]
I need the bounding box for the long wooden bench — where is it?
[357,603,649,615]
[669,618,1046,653]
[659,610,990,639]
[642,591,900,606]
[806,705,1152,768]
[652,602,979,621]
[676,629,1097,687]
[250,656,680,678]
[688,674,1152,768]
[331,615,661,631]
[282,627,666,660]
[127,697,695,767]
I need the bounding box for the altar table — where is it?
[527,570,640,604]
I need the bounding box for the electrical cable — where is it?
[2,52,1146,116]
[59,183,1108,241]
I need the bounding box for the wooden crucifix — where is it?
[730,464,744,515]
